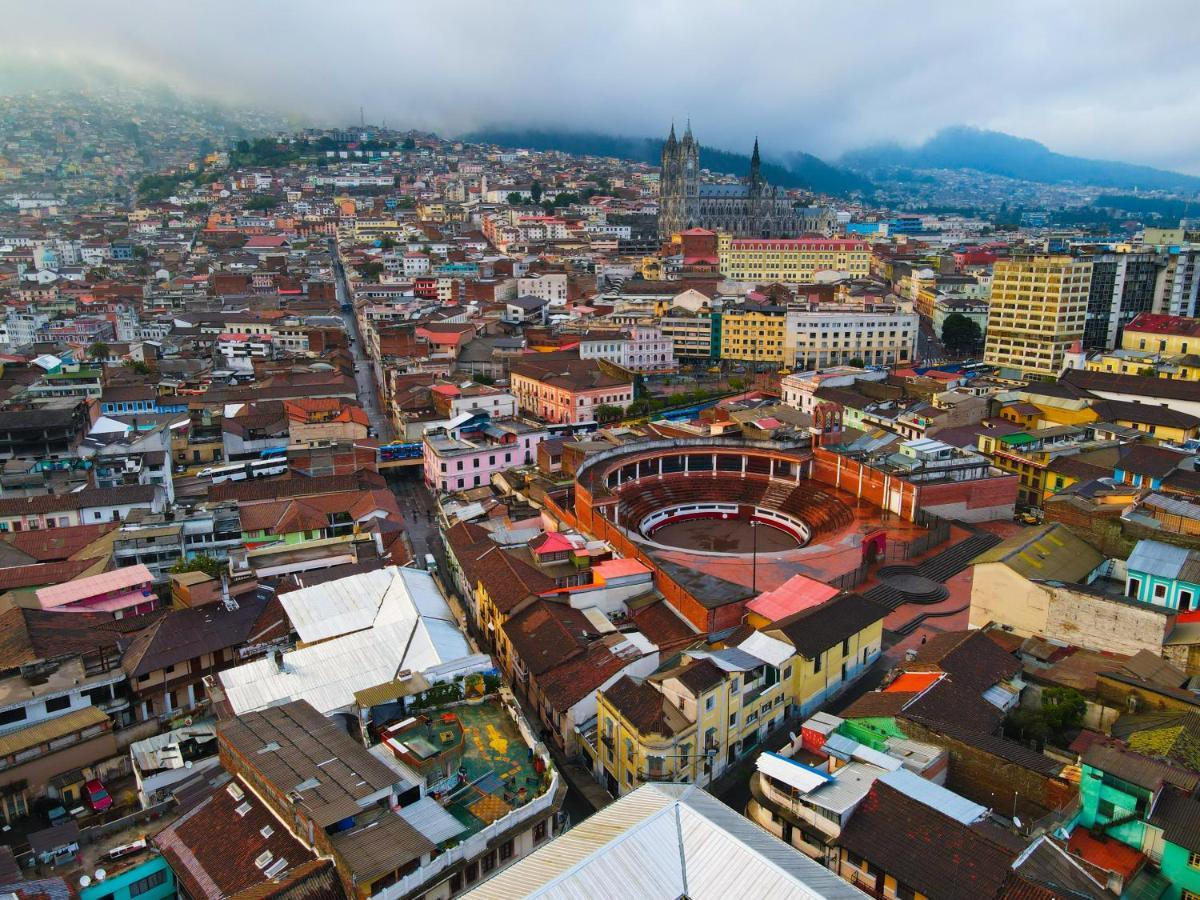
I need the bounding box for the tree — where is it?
[402,136,416,151]
[473,373,496,385]
[360,262,385,282]
[941,312,983,356]
[594,404,624,424]
[848,357,866,368]
[87,340,110,361]
[530,180,544,203]
[124,359,151,375]
[379,236,397,251]
[506,192,523,206]
[1041,687,1086,736]
[235,139,251,155]
[170,555,223,579]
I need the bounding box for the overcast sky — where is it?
[7,0,1200,173]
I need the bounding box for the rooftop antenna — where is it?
[360,106,365,128]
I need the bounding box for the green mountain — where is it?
[842,126,1200,194]
[462,127,871,196]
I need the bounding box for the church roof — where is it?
[699,184,751,198]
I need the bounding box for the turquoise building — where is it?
[79,854,175,900]
[1074,744,1200,899]
[1126,539,1200,611]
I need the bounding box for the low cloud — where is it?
[5,0,1200,173]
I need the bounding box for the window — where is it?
[128,870,168,896]
[704,695,715,712]
[499,839,514,862]
[45,695,71,713]
[842,638,850,657]
[1182,590,1196,611]
[465,861,479,884]
[1154,584,1168,600]
[0,707,28,727]
[534,820,548,843]
[813,654,822,674]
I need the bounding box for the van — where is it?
[424,553,437,571]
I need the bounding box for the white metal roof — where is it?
[219,568,478,716]
[736,630,795,668]
[756,752,833,794]
[397,796,467,844]
[279,567,397,644]
[878,767,987,825]
[461,783,865,899]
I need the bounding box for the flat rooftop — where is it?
[384,697,549,842]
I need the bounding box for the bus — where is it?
[198,457,288,484]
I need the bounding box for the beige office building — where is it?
[984,255,1092,379]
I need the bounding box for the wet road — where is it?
[331,245,394,442]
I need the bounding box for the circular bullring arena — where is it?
[571,438,871,567]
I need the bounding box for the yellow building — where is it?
[1119,313,1200,381]
[720,305,787,363]
[718,235,871,283]
[983,255,1092,379]
[593,594,885,796]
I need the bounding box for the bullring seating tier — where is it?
[612,473,854,544]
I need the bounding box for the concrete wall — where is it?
[969,563,1051,634]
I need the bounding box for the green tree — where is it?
[88,340,110,361]
[360,262,385,282]
[170,555,223,579]
[473,373,496,385]
[402,136,416,150]
[848,357,866,368]
[124,359,151,375]
[941,313,983,356]
[1041,687,1086,736]
[245,194,282,212]
[530,180,544,203]
[235,139,251,155]
[506,192,523,206]
[594,404,624,424]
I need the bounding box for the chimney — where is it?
[272,649,286,672]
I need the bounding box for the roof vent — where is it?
[226,782,245,801]
[254,851,274,870]
[235,801,252,817]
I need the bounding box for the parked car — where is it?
[84,778,113,813]
[424,553,437,572]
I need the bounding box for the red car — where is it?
[84,779,112,813]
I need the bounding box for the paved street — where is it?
[331,243,394,443]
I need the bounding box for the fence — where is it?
[886,511,952,562]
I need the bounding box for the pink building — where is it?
[423,418,548,492]
[509,358,633,425]
[34,564,158,618]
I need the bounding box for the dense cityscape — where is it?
[2,30,1200,900]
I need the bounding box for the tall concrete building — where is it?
[1161,245,1200,318]
[1081,250,1167,350]
[984,255,1093,379]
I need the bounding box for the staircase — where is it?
[914,532,1002,583]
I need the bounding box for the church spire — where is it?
[750,137,762,189]
[667,121,677,146]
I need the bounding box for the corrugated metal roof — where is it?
[877,768,987,824]
[278,567,396,644]
[0,705,109,757]
[756,752,833,793]
[396,795,467,844]
[1128,539,1189,580]
[461,783,865,899]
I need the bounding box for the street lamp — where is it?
[750,519,761,594]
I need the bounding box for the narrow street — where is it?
[331,242,394,442]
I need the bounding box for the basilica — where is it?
[658,123,834,239]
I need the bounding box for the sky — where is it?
[6,0,1200,173]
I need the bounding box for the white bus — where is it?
[198,458,288,484]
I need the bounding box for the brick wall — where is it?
[900,718,1076,820]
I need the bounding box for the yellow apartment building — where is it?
[718,235,871,283]
[720,305,787,363]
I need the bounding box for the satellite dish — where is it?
[79,876,91,888]
[184,761,193,769]
[95,869,107,881]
